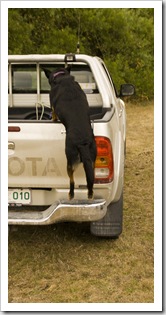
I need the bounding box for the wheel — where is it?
[90,192,123,237]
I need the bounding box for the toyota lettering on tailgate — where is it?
[8,157,61,176]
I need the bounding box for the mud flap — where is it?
[90,193,123,237]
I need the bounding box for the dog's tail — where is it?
[78,143,95,198]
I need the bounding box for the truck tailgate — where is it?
[8,122,82,188]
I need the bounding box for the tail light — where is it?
[8,126,20,132]
[94,136,114,183]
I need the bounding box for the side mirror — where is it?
[119,84,135,97]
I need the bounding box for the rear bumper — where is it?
[8,199,107,225]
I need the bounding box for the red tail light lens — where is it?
[8,126,20,132]
[94,136,114,183]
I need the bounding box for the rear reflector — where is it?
[8,126,20,132]
[94,136,114,183]
[95,168,110,178]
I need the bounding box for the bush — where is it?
[8,8,154,100]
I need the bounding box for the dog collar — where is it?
[53,71,65,78]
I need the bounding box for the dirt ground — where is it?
[8,102,154,304]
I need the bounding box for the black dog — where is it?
[43,66,97,199]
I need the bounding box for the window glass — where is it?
[9,63,99,94]
[101,62,118,97]
[12,64,37,93]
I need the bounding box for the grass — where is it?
[8,102,154,303]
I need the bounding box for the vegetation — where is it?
[8,8,154,99]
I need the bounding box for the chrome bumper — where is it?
[8,199,107,225]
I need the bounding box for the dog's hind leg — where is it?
[78,144,95,199]
[67,163,75,200]
[84,161,94,199]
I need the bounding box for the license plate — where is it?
[8,189,31,205]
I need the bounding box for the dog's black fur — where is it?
[43,66,97,199]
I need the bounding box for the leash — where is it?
[35,102,49,120]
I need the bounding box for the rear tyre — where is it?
[90,192,123,237]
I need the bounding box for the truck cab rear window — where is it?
[9,64,98,94]
[8,62,102,110]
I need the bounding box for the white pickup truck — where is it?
[8,53,134,237]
